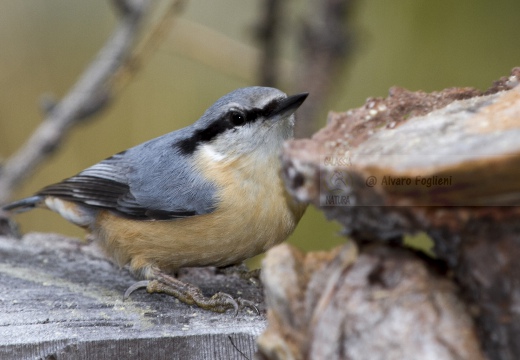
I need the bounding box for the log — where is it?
[279,67,520,359]
[257,243,484,360]
[0,233,265,360]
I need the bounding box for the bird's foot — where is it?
[123,272,258,315]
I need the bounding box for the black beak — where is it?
[272,92,309,118]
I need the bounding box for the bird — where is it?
[3,86,308,314]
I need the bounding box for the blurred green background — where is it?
[1,0,519,265]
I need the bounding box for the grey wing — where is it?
[37,139,218,220]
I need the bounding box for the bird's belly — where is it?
[94,177,305,276]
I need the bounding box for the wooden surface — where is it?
[0,233,265,360]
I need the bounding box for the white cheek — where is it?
[201,144,226,162]
[201,121,288,162]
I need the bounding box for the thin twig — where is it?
[228,335,250,360]
[164,18,293,85]
[112,0,187,94]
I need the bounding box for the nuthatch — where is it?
[3,87,308,313]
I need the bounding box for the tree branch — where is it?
[0,0,184,204]
[256,0,284,87]
[294,0,355,138]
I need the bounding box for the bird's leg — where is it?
[124,271,258,314]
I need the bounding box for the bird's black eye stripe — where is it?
[243,98,282,121]
[176,121,231,154]
[176,98,283,155]
[256,98,280,118]
[227,99,281,127]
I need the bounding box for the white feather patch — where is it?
[44,197,95,227]
[201,144,226,162]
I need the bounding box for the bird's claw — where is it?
[123,280,150,300]
[237,297,260,315]
[122,277,258,315]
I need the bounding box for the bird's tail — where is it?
[2,196,43,213]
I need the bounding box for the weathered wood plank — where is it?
[0,233,265,360]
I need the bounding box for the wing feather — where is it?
[37,134,218,220]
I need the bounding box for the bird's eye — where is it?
[229,111,246,126]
